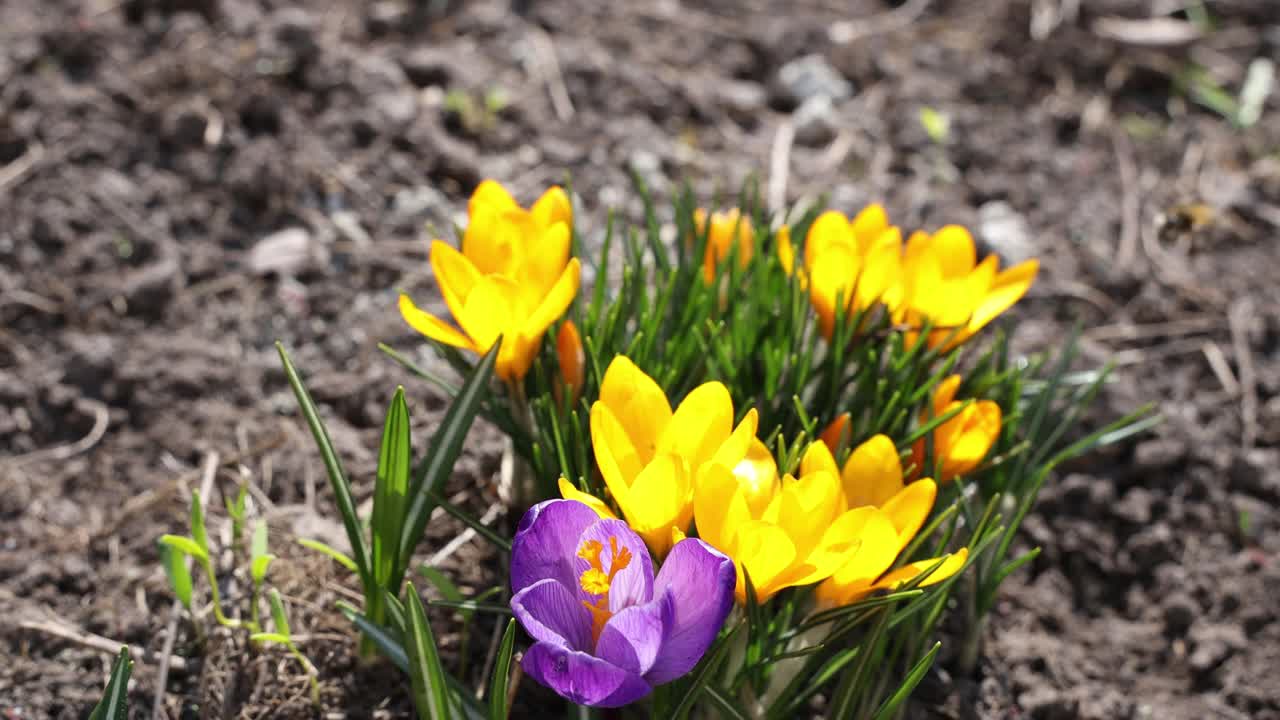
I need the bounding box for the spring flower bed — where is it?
[88,177,1159,720]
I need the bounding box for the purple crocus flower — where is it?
[510,499,736,708]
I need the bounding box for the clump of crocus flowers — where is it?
[382,181,1058,715]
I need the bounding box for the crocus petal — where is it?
[511,578,593,652]
[645,538,735,684]
[531,186,572,230]
[558,477,616,520]
[880,479,936,555]
[511,499,601,595]
[771,505,867,589]
[522,642,652,708]
[777,225,795,276]
[869,548,969,593]
[968,259,1038,333]
[521,257,581,345]
[591,404,644,506]
[398,294,477,351]
[620,454,692,559]
[428,240,482,323]
[826,506,901,587]
[851,204,889,246]
[658,381,733,470]
[819,413,851,452]
[599,356,673,468]
[841,434,904,509]
[709,408,759,472]
[731,438,780,519]
[574,518,655,613]
[596,591,674,676]
[693,463,752,552]
[804,210,854,271]
[455,274,521,353]
[932,376,961,415]
[799,441,840,480]
[929,225,977,277]
[468,179,519,217]
[734,520,798,602]
[519,221,571,300]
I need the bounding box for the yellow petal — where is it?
[804,210,854,272]
[772,505,872,589]
[558,477,616,520]
[827,507,901,587]
[658,381,734,469]
[880,479,936,555]
[693,462,751,552]
[777,225,795,276]
[530,186,572,230]
[850,204,889,247]
[869,548,969,593]
[429,240,482,325]
[968,259,1038,334]
[929,225,977,277]
[520,258,581,348]
[455,274,521,353]
[590,404,644,504]
[841,434,904,509]
[599,356,672,467]
[518,221,572,302]
[398,294,477,351]
[468,179,519,217]
[932,376,962,416]
[710,408,759,472]
[734,520,797,603]
[624,453,692,558]
[731,438,780,519]
[799,440,839,480]
[808,242,859,340]
[462,207,526,277]
[775,469,844,558]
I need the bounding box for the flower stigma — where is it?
[576,536,634,643]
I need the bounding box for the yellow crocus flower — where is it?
[912,375,1002,482]
[801,205,904,340]
[589,356,758,558]
[694,208,754,283]
[895,225,1038,350]
[694,440,870,604]
[398,180,581,383]
[815,434,967,607]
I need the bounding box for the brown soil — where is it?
[2,0,1278,718]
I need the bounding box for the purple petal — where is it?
[511,500,601,595]
[595,591,675,676]
[645,538,736,685]
[511,578,593,653]
[522,642,652,708]
[573,518,654,612]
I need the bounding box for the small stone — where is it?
[330,211,371,247]
[248,227,325,276]
[1019,686,1078,720]
[978,200,1038,264]
[366,0,408,36]
[1187,622,1245,676]
[1161,593,1198,635]
[165,104,208,147]
[714,79,767,124]
[1228,448,1280,501]
[1113,487,1155,525]
[1125,523,1176,566]
[392,185,448,221]
[771,54,852,110]
[792,94,838,147]
[1133,438,1186,470]
[373,89,419,127]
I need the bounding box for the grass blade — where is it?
[405,582,453,720]
[159,543,193,610]
[296,538,358,573]
[276,342,371,584]
[398,342,500,576]
[373,387,412,592]
[870,642,941,720]
[488,619,517,720]
[87,647,132,720]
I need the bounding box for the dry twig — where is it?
[1228,299,1259,450]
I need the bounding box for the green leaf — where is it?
[428,490,512,553]
[269,589,291,637]
[341,605,409,672]
[404,582,454,720]
[251,519,269,563]
[672,620,743,720]
[251,554,276,585]
[276,342,372,584]
[702,686,750,720]
[159,534,207,562]
[189,491,209,556]
[159,543,193,610]
[296,538,358,573]
[397,342,500,577]
[870,642,941,720]
[87,647,132,720]
[249,632,292,645]
[373,387,412,591]
[418,566,465,604]
[487,619,516,720]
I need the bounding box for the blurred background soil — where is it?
[1,0,1278,717]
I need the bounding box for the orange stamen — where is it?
[576,535,634,645]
